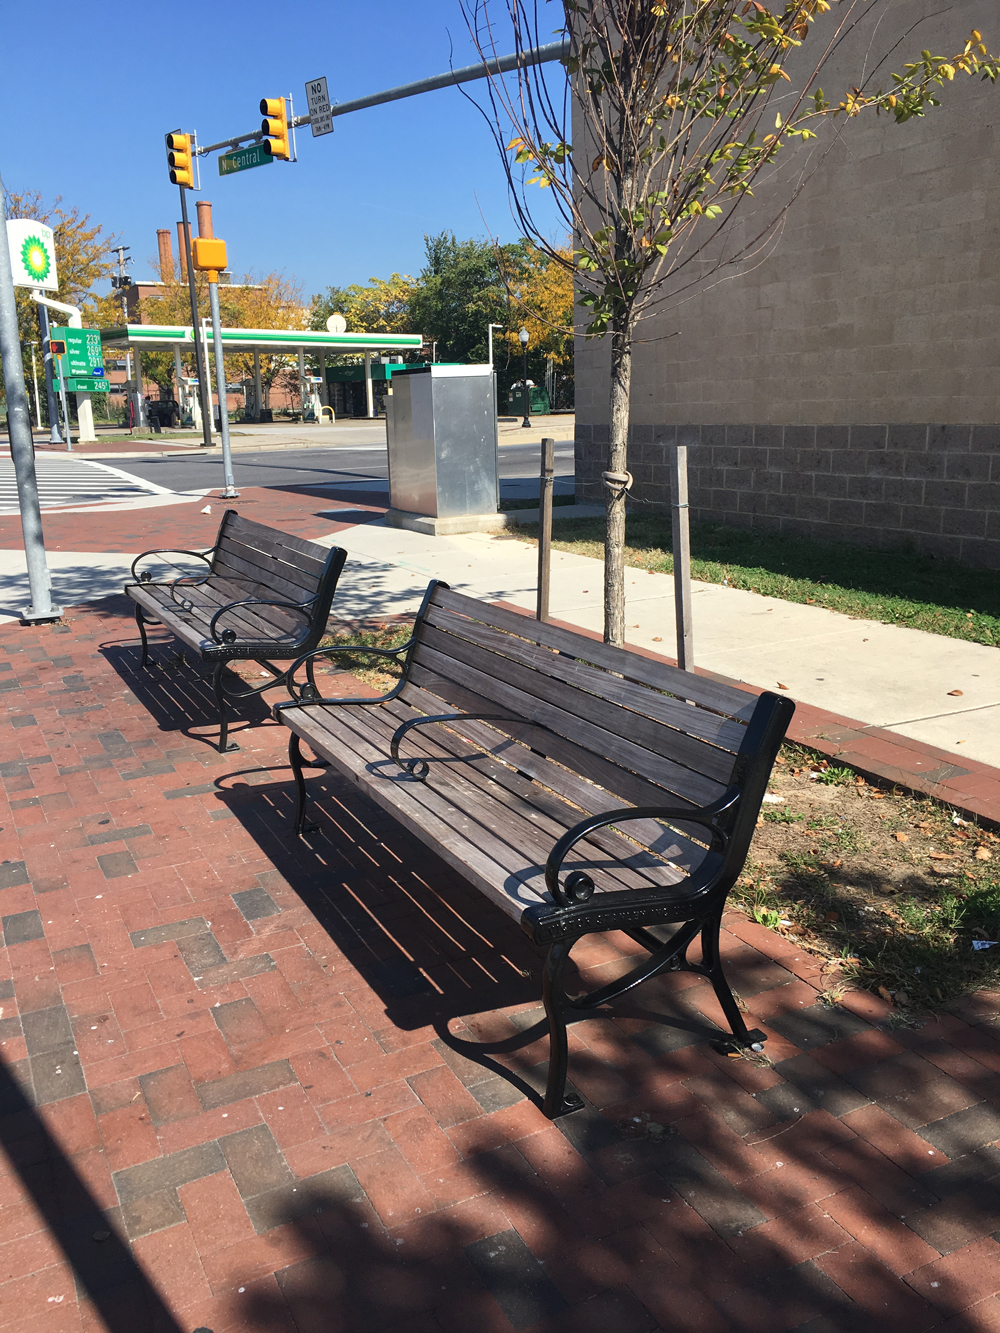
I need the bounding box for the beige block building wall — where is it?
[573,0,1000,566]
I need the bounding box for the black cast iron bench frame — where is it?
[125,510,347,753]
[273,580,794,1118]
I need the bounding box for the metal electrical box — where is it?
[386,365,498,527]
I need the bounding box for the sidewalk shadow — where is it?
[100,629,278,752]
[0,1060,185,1332]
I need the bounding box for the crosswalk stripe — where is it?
[0,457,165,514]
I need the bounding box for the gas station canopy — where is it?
[99,325,424,354]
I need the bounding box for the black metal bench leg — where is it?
[700,912,766,1053]
[289,733,319,835]
[135,605,150,669]
[213,663,240,754]
[542,940,585,1118]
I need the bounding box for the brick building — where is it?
[573,0,999,567]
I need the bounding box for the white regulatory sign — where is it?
[305,77,333,137]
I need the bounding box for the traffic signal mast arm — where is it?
[190,37,569,157]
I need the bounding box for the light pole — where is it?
[28,342,41,429]
[487,323,503,369]
[519,326,530,428]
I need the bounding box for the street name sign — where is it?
[219,143,274,176]
[305,77,333,136]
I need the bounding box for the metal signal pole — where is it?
[0,177,60,621]
[178,187,213,448]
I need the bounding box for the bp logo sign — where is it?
[20,235,51,283]
[5,220,58,291]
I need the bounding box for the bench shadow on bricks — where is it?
[100,631,277,750]
[212,763,788,1113]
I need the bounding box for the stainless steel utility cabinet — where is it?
[385,365,502,535]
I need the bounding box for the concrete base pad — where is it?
[384,508,508,536]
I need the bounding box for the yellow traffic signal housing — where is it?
[260,98,290,160]
[191,238,228,273]
[166,132,194,188]
[49,340,67,356]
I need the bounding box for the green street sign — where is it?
[219,143,274,176]
[52,326,104,381]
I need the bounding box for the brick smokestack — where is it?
[156,229,174,283]
[196,200,214,238]
[176,222,190,279]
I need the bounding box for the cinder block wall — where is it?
[575,422,1000,565]
[574,0,1000,567]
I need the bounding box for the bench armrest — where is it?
[544,788,741,909]
[275,638,418,710]
[129,548,214,584]
[389,712,550,780]
[209,595,317,645]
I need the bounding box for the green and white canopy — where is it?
[99,325,423,354]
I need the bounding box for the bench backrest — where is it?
[211,511,345,649]
[403,583,793,866]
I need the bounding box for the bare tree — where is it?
[463,0,997,646]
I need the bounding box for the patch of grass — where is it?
[509,512,1000,644]
[316,622,413,690]
[736,743,1000,1012]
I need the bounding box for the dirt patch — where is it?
[738,745,1000,1014]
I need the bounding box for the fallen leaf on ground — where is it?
[928,852,952,861]
[870,791,885,799]
[825,910,839,923]
[831,859,843,868]
[948,689,964,697]
[975,847,993,861]
[893,832,909,843]
[777,683,789,690]
[878,986,893,1002]
[652,637,662,642]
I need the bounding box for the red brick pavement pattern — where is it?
[0,604,999,1330]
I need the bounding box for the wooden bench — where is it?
[274,582,795,1118]
[125,511,346,753]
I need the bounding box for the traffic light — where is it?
[260,98,290,160]
[191,238,228,274]
[166,132,194,188]
[49,339,66,356]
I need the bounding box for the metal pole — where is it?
[28,342,41,428]
[208,277,238,498]
[670,442,694,671]
[537,437,554,622]
[173,345,186,423]
[58,373,72,451]
[364,350,374,418]
[521,340,531,427]
[179,187,213,447]
[35,301,62,443]
[297,348,306,418]
[253,349,262,421]
[0,190,59,620]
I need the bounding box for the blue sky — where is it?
[2,1,563,302]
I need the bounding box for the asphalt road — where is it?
[109,437,577,501]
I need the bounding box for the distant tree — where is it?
[311,274,416,335]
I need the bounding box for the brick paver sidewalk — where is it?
[2,597,1000,1332]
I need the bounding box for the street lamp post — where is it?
[518,327,530,428]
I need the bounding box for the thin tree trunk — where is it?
[604,318,631,646]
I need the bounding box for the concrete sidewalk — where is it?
[0,484,995,803]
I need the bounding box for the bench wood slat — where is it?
[133,578,308,647]
[388,688,707,870]
[404,663,707,825]
[422,602,746,754]
[415,618,737,786]
[410,640,727,807]
[220,516,330,576]
[373,699,694,892]
[432,585,755,720]
[212,546,323,602]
